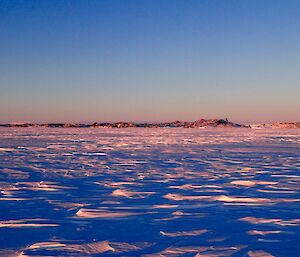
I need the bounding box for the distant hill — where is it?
[251,122,300,129]
[1,120,299,128]
[0,118,249,128]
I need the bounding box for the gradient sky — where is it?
[1,0,299,123]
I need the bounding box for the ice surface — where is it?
[0,128,299,256]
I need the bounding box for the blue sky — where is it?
[1,0,299,123]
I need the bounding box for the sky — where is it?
[0,0,299,124]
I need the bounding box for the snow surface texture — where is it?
[0,128,299,256]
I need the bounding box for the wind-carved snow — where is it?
[0,128,299,256]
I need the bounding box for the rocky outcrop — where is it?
[185,118,250,128]
[251,122,300,129]
[2,120,299,128]
[0,118,251,128]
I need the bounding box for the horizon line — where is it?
[1,119,299,125]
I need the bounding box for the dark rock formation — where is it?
[252,122,300,129]
[0,118,253,128]
[186,119,250,128]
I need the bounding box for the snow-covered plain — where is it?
[0,128,299,256]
